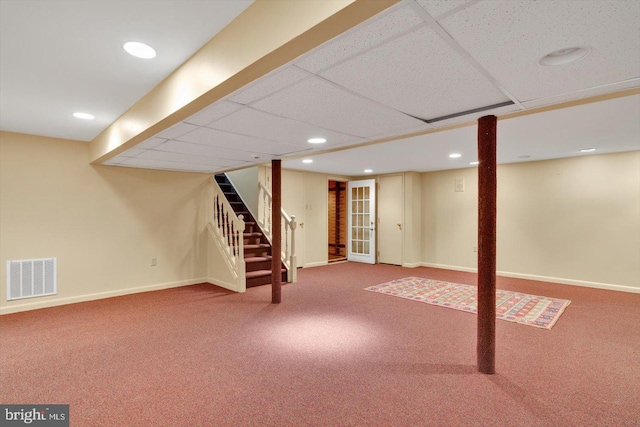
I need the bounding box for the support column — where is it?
[477,115,497,374]
[271,159,282,304]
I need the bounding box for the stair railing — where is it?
[208,176,246,291]
[258,181,297,283]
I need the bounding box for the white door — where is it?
[347,179,376,264]
[378,175,403,265]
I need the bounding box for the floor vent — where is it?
[6,258,57,300]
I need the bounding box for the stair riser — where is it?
[246,272,288,288]
[245,260,272,271]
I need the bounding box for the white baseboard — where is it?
[419,263,640,294]
[207,277,244,293]
[303,261,329,268]
[497,270,640,294]
[402,262,422,268]
[0,277,209,315]
[421,263,477,273]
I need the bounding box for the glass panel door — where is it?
[347,179,376,264]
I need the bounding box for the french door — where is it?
[347,179,376,264]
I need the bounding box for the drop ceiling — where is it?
[1,0,639,175]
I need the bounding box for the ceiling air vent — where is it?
[6,258,57,300]
[418,101,515,124]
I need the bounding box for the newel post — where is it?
[289,215,297,283]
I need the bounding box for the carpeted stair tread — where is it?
[245,270,271,279]
[245,256,272,263]
[243,232,263,238]
[244,243,270,250]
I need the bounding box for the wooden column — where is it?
[477,115,497,374]
[271,159,282,304]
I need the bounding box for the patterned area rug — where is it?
[365,277,571,329]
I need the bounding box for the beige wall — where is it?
[403,172,422,267]
[226,167,259,217]
[421,151,640,291]
[0,132,212,314]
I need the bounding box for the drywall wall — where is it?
[421,151,640,291]
[0,132,212,314]
[403,172,422,267]
[226,167,259,217]
[302,172,330,267]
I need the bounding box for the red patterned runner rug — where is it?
[365,277,571,330]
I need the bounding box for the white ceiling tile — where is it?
[365,123,433,142]
[251,77,424,137]
[134,137,167,149]
[137,148,235,167]
[208,107,366,146]
[498,95,640,162]
[156,122,200,139]
[439,0,640,102]
[521,79,640,110]
[295,4,424,74]
[415,0,476,19]
[175,126,300,155]
[154,139,269,162]
[229,66,309,105]
[183,101,243,126]
[120,148,145,157]
[321,26,509,120]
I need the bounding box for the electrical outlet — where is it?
[473,246,477,253]
[151,258,157,266]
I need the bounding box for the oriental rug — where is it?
[365,277,571,329]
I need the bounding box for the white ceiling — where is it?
[0,0,253,141]
[1,0,639,175]
[285,94,640,176]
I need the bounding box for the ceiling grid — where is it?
[2,0,638,175]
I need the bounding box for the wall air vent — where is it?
[419,101,515,124]
[6,258,57,300]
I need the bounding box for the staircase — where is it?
[214,174,287,288]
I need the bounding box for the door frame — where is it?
[347,179,376,264]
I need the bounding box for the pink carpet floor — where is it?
[1,263,639,426]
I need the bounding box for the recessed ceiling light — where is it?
[518,155,531,159]
[539,46,589,66]
[73,112,94,120]
[302,159,313,164]
[307,138,327,144]
[469,161,480,165]
[449,153,462,159]
[123,41,156,59]
[580,148,596,153]
[364,169,373,173]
